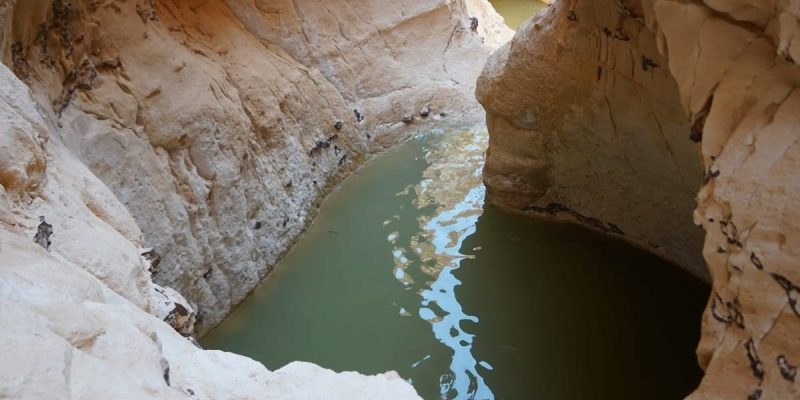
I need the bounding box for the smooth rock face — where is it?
[1,0,505,333]
[476,0,707,277]
[478,0,800,398]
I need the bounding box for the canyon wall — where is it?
[0,0,508,397]
[0,61,420,399]
[476,0,707,278]
[2,0,507,334]
[477,0,800,398]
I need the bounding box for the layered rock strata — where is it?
[477,0,800,398]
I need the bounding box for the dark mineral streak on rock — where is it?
[521,202,625,236]
[141,248,161,275]
[778,355,797,381]
[771,273,800,317]
[746,338,765,381]
[748,388,763,400]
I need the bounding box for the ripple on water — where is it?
[388,129,494,399]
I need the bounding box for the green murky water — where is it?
[203,129,708,399]
[490,0,548,30]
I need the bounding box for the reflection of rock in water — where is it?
[387,129,494,399]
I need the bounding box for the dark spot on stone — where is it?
[203,268,212,279]
[334,120,343,130]
[690,96,713,143]
[751,252,763,270]
[641,55,659,71]
[33,216,53,250]
[283,216,289,227]
[97,57,122,70]
[771,273,800,317]
[353,109,364,122]
[612,27,629,41]
[745,338,765,381]
[439,112,446,117]
[748,388,762,400]
[141,248,161,275]
[726,298,744,328]
[689,126,703,142]
[253,220,262,230]
[702,167,720,185]
[711,294,733,325]
[778,355,797,381]
[469,17,478,32]
[174,303,189,317]
[339,154,348,166]
[567,10,577,21]
[162,363,170,386]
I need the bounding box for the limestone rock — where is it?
[478,0,800,398]
[476,0,707,278]
[0,61,420,399]
[149,283,196,337]
[0,0,513,396]
[2,0,506,334]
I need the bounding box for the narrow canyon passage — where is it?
[203,128,709,400]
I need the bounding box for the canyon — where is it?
[1,0,799,399]
[0,0,508,397]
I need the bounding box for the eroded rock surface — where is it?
[478,0,800,398]
[0,0,509,397]
[476,0,706,277]
[2,0,504,333]
[0,56,421,400]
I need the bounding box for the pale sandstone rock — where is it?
[1,0,509,397]
[478,0,800,398]
[476,0,707,277]
[2,0,505,333]
[0,61,420,399]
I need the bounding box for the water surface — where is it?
[204,129,708,399]
[490,0,548,30]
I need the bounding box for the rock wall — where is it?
[0,0,508,397]
[1,0,504,333]
[478,0,800,398]
[476,0,707,278]
[0,61,420,399]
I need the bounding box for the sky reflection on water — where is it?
[388,129,493,400]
